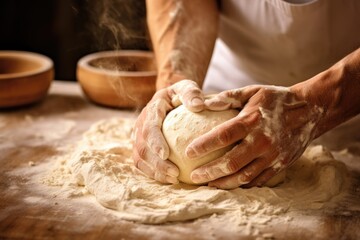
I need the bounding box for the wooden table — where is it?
[1,81,359,240]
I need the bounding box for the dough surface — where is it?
[162,105,286,186]
[162,105,239,184]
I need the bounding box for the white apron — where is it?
[203,0,360,92]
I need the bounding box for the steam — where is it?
[88,0,149,51]
[85,0,152,110]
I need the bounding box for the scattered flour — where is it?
[0,116,76,148]
[43,117,349,227]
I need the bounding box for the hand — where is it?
[132,80,205,184]
[185,85,323,189]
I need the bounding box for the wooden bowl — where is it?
[0,51,54,108]
[77,50,157,108]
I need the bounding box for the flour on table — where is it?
[0,116,76,148]
[43,118,349,225]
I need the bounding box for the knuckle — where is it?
[203,169,214,182]
[154,159,166,172]
[142,125,156,141]
[137,145,147,159]
[153,88,167,99]
[237,173,251,184]
[155,107,166,119]
[252,110,263,124]
[241,168,255,182]
[137,160,155,179]
[241,110,261,127]
[217,129,234,146]
[193,142,209,155]
[263,135,273,146]
[220,90,232,99]
[141,128,150,140]
[183,88,202,102]
[259,87,270,95]
[134,158,144,170]
[146,132,163,152]
[225,158,241,174]
[259,135,273,151]
[154,172,167,183]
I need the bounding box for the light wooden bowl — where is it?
[0,51,54,108]
[77,50,157,108]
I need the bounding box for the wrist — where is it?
[156,71,188,90]
[291,68,338,138]
[290,55,358,138]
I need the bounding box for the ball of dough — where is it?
[162,105,239,184]
[162,105,286,187]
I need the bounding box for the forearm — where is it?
[291,48,360,138]
[146,0,219,90]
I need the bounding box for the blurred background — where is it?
[0,0,150,81]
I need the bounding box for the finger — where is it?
[137,158,179,184]
[186,116,247,159]
[208,155,273,189]
[169,80,205,112]
[142,97,172,160]
[205,85,261,111]
[205,91,243,111]
[243,149,286,188]
[190,137,270,184]
[139,159,179,184]
[132,112,144,143]
[132,145,179,184]
[135,146,179,177]
[134,132,179,177]
[244,167,280,188]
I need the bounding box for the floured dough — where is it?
[162,105,286,186]
[162,105,239,184]
[44,118,349,225]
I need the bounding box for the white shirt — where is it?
[204,0,360,92]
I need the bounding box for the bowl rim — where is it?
[77,50,157,77]
[0,50,53,80]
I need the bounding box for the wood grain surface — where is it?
[0,81,359,240]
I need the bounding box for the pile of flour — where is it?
[44,117,349,225]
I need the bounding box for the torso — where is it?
[204,0,360,92]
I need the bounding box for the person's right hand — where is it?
[132,80,205,184]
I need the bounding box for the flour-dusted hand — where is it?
[132,80,205,184]
[185,85,324,189]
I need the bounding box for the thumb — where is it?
[169,80,205,112]
[205,85,262,111]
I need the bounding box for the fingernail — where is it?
[167,167,179,177]
[237,175,250,186]
[186,147,197,158]
[166,176,179,184]
[191,171,207,184]
[191,97,203,107]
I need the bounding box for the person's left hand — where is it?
[185,85,323,189]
